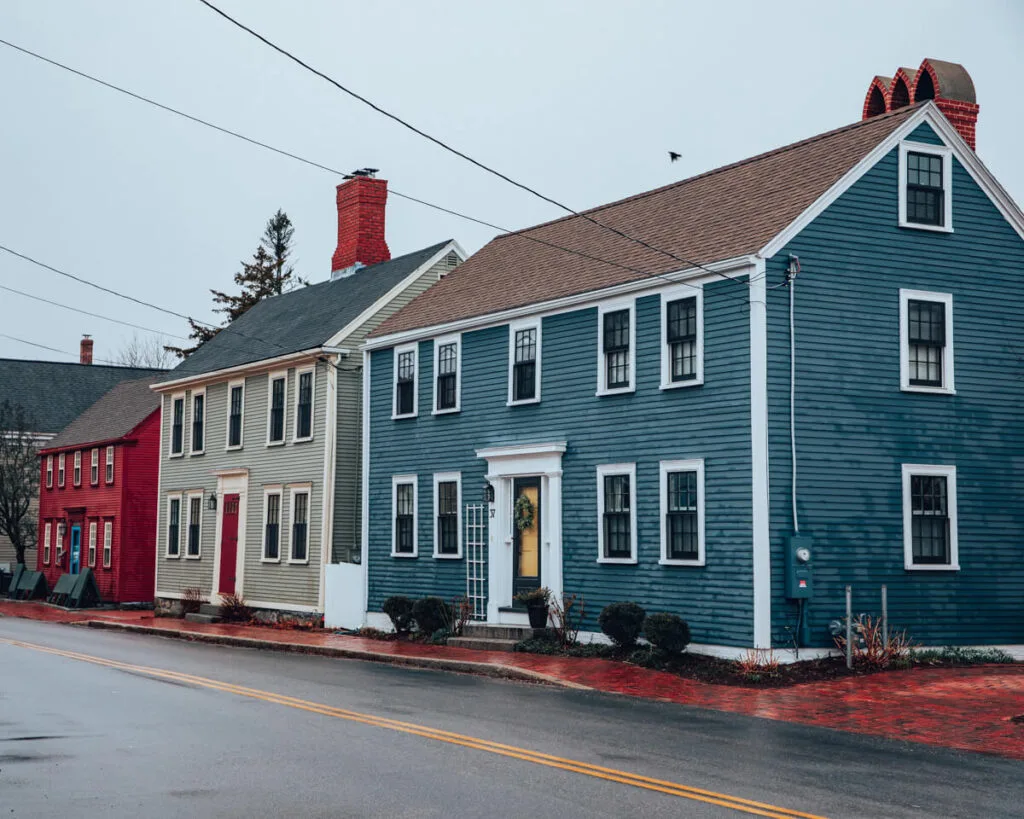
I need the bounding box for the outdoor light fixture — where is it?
[207,492,218,512]
[482,481,495,504]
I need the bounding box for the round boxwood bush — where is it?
[412,596,450,635]
[643,612,691,655]
[382,595,415,633]
[598,602,647,647]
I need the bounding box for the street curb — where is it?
[77,620,592,691]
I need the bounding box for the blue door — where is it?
[70,526,81,574]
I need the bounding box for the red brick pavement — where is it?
[2,600,1021,759]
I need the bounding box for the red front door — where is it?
[218,494,240,595]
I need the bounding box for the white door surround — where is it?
[210,469,249,605]
[476,442,566,625]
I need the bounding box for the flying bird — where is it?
[668,151,681,162]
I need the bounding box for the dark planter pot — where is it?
[527,602,548,629]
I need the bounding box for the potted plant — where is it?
[515,587,551,629]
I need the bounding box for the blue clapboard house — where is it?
[355,60,1023,655]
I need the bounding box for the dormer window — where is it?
[899,142,952,232]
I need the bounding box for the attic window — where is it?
[898,142,952,233]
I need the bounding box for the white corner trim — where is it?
[392,343,419,420]
[596,299,636,396]
[595,462,637,564]
[266,370,288,445]
[507,317,542,405]
[432,471,463,559]
[360,350,371,624]
[898,141,953,232]
[749,258,771,649]
[898,289,955,394]
[431,333,462,415]
[658,459,706,566]
[659,284,705,390]
[391,474,418,557]
[902,463,960,571]
[319,355,338,612]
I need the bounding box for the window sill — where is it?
[169,453,184,460]
[507,397,541,407]
[189,451,205,457]
[901,385,956,396]
[292,436,314,444]
[261,557,281,564]
[184,554,202,560]
[597,556,637,565]
[659,557,705,567]
[391,552,418,559]
[165,553,181,560]
[286,558,310,566]
[431,408,460,416]
[906,563,960,572]
[225,445,244,452]
[265,440,286,448]
[391,413,418,421]
[432,552,463,560]
[595,387,635,398]
[898,220,953,234]
[660,378,704,391]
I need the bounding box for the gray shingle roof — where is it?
[0,359,163,435]
[44,378,160,451]
[159,240,452,382]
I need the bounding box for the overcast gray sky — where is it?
[1,0,1021,364]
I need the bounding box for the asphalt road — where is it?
[1,618,1021,818]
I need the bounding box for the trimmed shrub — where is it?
[643,613,691,655]
[412,596,450,635]
[598,602,647,647]
[382,595,415,633]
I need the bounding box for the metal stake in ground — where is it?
[881,584,888,651]
[845,585,853,670]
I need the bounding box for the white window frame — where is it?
[292,367,316,442]
[55,522,64,561]
[102,520,112,568]
[57,453,65,487]
[105,445,114,484]
[432,472,462,559]
[596,300,637,396]
[898,141,953,233]
[902,464,959,571]
[226,379,245,451]
[596,463,638,564]
[899,289,955,395]
[166,494,182,558]
[43,522,51,564]
[660,285,705,390]
[73,451,81,487]
[266,371,288,446]
[45,455,53,489]
[507,318,542,406]
[88,521,97,567]
[431,334,462,415]
[261,485,284,563]
[169,393,186,457]
[184,491,203,559]
[90,448,99,486]
[392,343,419,419]
[659,459,706,566]
[190,388,206,456]
[391,475,418,558]
[287,484,313,564]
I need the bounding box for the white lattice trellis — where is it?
[465,504,487,620]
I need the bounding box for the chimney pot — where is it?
[80,335,93,365]
[331,175,391,275]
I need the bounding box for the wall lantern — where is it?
[207,492,218,512]
[482,481,495,504]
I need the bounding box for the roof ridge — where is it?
[0,358,163,371]
[493,103,925,240]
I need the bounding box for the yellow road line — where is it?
[0,636,827,819]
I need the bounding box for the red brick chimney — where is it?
[80,335,93,365]
[330,173,391,276]
[861,58,978,150]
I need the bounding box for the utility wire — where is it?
[0,37,757,306]
[0,331,117,364]
[196,0,751,289]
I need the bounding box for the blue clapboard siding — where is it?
[767,122,1024,647]
[368,281,755,646]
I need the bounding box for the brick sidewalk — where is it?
[2,600,1021,759]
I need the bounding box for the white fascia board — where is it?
[362,254,759,351]
[150,348,323,393]
[324,240,466,348]
[760,102,1024,259]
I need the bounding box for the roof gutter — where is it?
[150,347,327,392]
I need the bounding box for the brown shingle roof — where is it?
[43,378,159,451]
[374,105,921,337]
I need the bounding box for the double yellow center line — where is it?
[1,636,826,819]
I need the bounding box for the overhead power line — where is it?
[0,331,117,364]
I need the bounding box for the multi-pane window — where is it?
[191,393,205,453]
[228,384,244,448]
[906,151,944,226]
[268,376,286,443]
[436,480,459,556]
[55,523,64,561]
[187,496,202,557]
[435,342,458,411]
[395,349,416,416]
[171,397,184,455]
[58,454,65,487]
[73,451,81,486]
[88,521,97,567]
[264,492,281,560]
[667,297,698,382]
[46,455,53,489]
[90,449,99,485]
[296,371,313,439]
[602,473,632,559]
[666,471,699,561]
[908,300,945,387]
[105,446,114,484]
[512,327,538,402]
[167,497,181,557]
[103,521,112,568]
[290,491,309,562]
[394,481,415,555]
[910,475,950,565]
[602,308,631,390]
[43,522,51,564]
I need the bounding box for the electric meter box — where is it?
[784,535,813,599]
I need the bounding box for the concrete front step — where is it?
[461,623,536,641]
[185,612,220,624]
[198,603,222,617]
[447,636,522,653]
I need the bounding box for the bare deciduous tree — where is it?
[115,333,174,370]
[0,401,40,565]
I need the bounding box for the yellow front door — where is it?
[513,477,541,598]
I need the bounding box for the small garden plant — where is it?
[382,595,415,633]
[643,613,691,655]
[181,586,204,616]
[598,602,646,648]
[218,592,253,624]
[412,596,450,635]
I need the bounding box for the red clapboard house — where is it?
[37,379,160,603]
